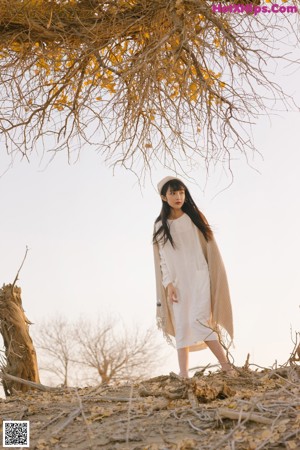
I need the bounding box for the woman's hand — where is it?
[167,282,178,303]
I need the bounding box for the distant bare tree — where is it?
[73,317,163,384]
[33,315,164,386]
[33,316,76,387]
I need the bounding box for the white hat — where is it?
[157,176,184,194]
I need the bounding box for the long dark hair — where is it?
[153,179,213,247]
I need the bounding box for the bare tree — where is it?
[0,0,299,174]
[33,316,77,387]
[73,317,164,384]
[33,315,164,386]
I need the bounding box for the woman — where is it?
[153,176,235,377]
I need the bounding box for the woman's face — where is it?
[161,187,185,210]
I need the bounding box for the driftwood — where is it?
[0,283,40,396]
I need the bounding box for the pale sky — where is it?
[1,21,299,386]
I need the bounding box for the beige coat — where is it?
[153,229,234,351]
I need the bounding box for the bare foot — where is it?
[178,372,189,379]
[220,362,232,372]
[220,362,238,377]
[224,369,239,377]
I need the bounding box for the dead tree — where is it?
[0,284,40,396]
[73,318,163,384]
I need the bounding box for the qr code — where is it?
[3,421,30,448]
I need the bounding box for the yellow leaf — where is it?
[10,42,23,53]
[59,95,68,104]
[37,58,49,70]
[228,402,237,409]
[189,82,197,93]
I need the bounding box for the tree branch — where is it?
[12,246,29,289]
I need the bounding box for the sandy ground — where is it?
[1,366,299,449]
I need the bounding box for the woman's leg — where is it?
[177,347,189,377]
[205,340,232,371]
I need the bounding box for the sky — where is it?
[1,17,300,391]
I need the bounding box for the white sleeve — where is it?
[158,243,172,288]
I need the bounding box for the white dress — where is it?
[157,213,218,349]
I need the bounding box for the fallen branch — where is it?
[0,371,58,392]
[218,407,273,425]
[0,372,142,400]
[92,395,140,402]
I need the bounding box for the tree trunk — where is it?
[0,284,40,396]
